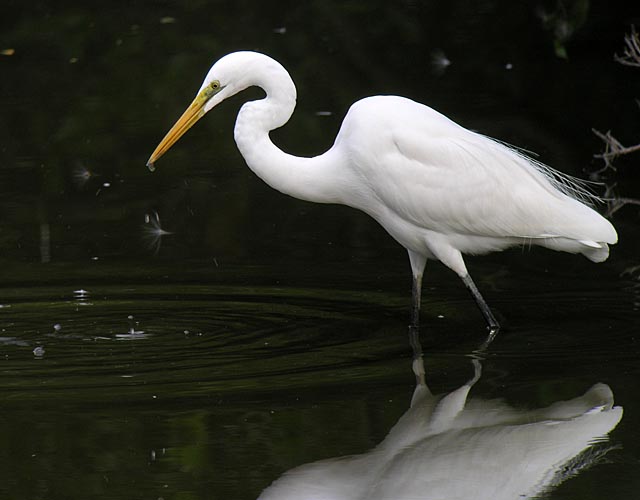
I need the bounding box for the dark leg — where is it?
[410,273,423,330]
[409,273,426,386]
[461,273,500,342]
[407,251,427,385]
[409,262,426,387]
[407,250,426,329]
[408,325,426,386]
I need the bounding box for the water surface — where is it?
[1,1,639,499]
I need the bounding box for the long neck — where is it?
[233,64,348,205]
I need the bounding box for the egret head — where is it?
[146,52,258,170]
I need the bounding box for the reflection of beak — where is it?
[146,95,207,171]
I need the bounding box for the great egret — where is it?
[147,51,617,334]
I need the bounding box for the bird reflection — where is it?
[258,355,622,500]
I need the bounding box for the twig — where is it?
[592,128,640,170]
[606,196,640,216]
[590,27,640,215]
[592,26,640,171]
[596,179,640,218]
[614,25,640,67]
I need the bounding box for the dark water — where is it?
[2,2,640,499]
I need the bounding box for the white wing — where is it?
[337,96,616,246]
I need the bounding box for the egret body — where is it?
[147,51,617,334]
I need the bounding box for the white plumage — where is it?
[147,51,617,334]
[333,96,616,262]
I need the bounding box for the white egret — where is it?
[147,51,617,334]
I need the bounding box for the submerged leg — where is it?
[409,325,426,388]
[407,250,427,386]
[461,273,500,341]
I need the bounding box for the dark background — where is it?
[1,2,639,500]
[1,0,638,278]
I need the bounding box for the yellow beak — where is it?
[146,94,208,171]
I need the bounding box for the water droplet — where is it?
[33,346,46,357]
[115,315,148,340]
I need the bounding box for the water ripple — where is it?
[1,279,636,407]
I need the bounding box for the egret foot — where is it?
[461,274,500,335]
[477,326,499,352]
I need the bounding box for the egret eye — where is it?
[202,80,221,99]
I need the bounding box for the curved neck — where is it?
[232,62,348,204]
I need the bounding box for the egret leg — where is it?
[407,250,427,329]
[461,274,500,340]
[409,329,426,387]
[408,274,426,385]
[407,250,427,386]
[410,273,423,329]
[407,289,425,385]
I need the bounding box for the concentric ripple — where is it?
[0,284,413,406]
[1,273,637,408]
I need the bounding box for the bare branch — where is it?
[598,182,640,216]
[606,196,640,216]
[592,128,640,171]
[590,27,640,214]
[614,25,640,67]
[595,27,640,168]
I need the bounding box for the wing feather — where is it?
[340,96,614,244]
